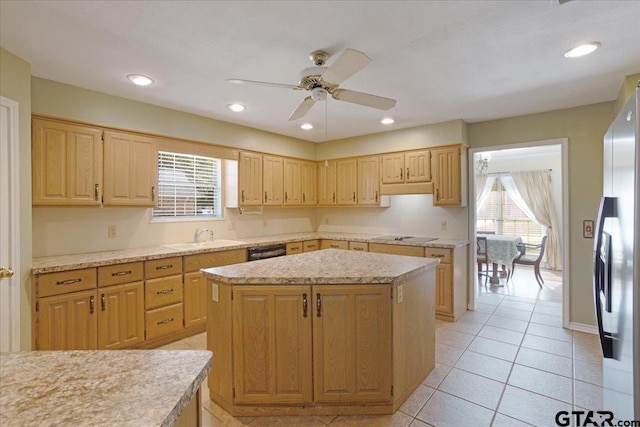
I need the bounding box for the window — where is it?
[477,178,544,247]
[152,151,222,220]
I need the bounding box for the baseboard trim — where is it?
[569,322,598,334]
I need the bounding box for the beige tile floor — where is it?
[163,266,603,426]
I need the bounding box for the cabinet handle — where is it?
[157,317,174,326]
[156,288,174,295]
[302,293,308,318]
[316,293,322,317]
[302,193,306,203]
[285,192,288,203]
[400,168,403,180]
[436,189,440,201]
[406,167,409,179]
[291,246,300,251]
[155,264,172,270]
[375,190,378,202]
[89,296,95,314]
[353,192,356,202]
[101,294,105,311]
[111,270,132,277]
[151,186,155,202]
[353,247,363,251]
[332,192,336,203]
[432,254,445,258]
[56,278,82,286]
[94,184,99,201]
[264,191,267,202]
[241,190,245,202]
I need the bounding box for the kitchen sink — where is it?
[161,239,244,250]
[371,235,437,243]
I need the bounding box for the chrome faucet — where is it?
[193,228,214,243]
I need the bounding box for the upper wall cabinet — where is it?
[318,160,337,206]
[357,156,380,205]
[336,159,358,205]
[32,118,103,206]
[432,144,468,207]
[238,151,263,206]
[301,161,318,206]
[380,150,433,196]
[263,155,284,206]
[103,131,158,207]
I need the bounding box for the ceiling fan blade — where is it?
[332,89,396,110]
[288,96,316,121]
[227,78,302,90]
[320,49,371,86]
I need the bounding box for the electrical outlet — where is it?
[440,221,447,231]
[212,283,219,302]
[107,225,117,238]
[397,285,404,303]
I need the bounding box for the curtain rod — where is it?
[485,168,552,176]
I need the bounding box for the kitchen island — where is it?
[201,249,438,416]
[0,349,212,426]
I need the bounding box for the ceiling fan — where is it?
[227,48,397,121]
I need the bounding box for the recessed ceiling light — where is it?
[381,117,395,125]
[564,42,601,58]
[301,123,313,130]
[227,103,246,112]
[127,74,154,86]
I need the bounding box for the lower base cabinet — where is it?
[98,282,145,350]
[37,290,98,350]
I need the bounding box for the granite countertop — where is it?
[0,349,212,427]
[32,231,468,274]
[201,248,439,285]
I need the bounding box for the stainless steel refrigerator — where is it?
[594,86,639,420]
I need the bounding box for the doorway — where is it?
[0,96,21,352]
[468,139,569,328]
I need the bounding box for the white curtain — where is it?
[475,174,496,210]
[507,170,562,270]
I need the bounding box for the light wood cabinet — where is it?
[425,246,467,321]
[405,150,432,183]
[286,242,303,255]
[313,285,391,403]
[232,286,313,404]
[301,161,318,205]
[303,240,320,252]
[32,118,103,206]
[103,131,158,206]
[318,160,337,205]
[336,159,358,205]
[380,149,432,195]
[37,289,98,350]
[263,155,284,205]
[349,241,369,252]
[238,151,263,206]
[144,258,184,340]
[283,158,302,206]
[432,145,467,207]
[369,243,425,257]
[380,152,405,184]
[98,281,145,350]
[320,239,349,250]
[357,156,380,205]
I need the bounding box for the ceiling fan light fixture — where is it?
[301,123,313,130]
[127,74,154,86]
[227,103,246,112]
[381,117,395,125]
[564,42,601,58]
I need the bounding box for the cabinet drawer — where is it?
[349,242,369,252]
[145,275,183,309]
[38,268,97,297]
[145,257,183,279]
[98,262,144,287]
[303,240,319,252]
[320,240,349,250]
[145,303,184,340]
[369,243,425,257]
[184,249,247,272]
[425,248,452,264]
[286,242,303,255]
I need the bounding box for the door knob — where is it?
[0,267,14,279]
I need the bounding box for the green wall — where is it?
[0,48,32,350]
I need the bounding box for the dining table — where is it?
[479,235,523,284]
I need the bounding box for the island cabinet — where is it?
[204,249,436,416]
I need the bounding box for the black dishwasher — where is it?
[247,243,287,261]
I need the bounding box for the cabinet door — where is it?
[232,286,312,404]
[405,150,431,183]
[32,119,102,206]
[357,156,380,205]
[336,159,357,205]
[184,272,207,328]
[313,285,391,403]
[37,290,97,350]
[98,282,145,349]
[238,152,263,206]
[103,131,158,206]
[318,160,337,205]
[380,153,404,184]
[283,158,302,206]
[301,160,318,205]
[263,155,284,205]
[432,146,461,206]
[434,264,453,315]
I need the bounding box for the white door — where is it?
[0,96,21,352]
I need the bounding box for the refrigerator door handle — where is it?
[593,196,615,358]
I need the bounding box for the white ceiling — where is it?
[1,1,639,143]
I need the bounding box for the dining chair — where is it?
[509,235,548,287]
[476,236,490,283]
